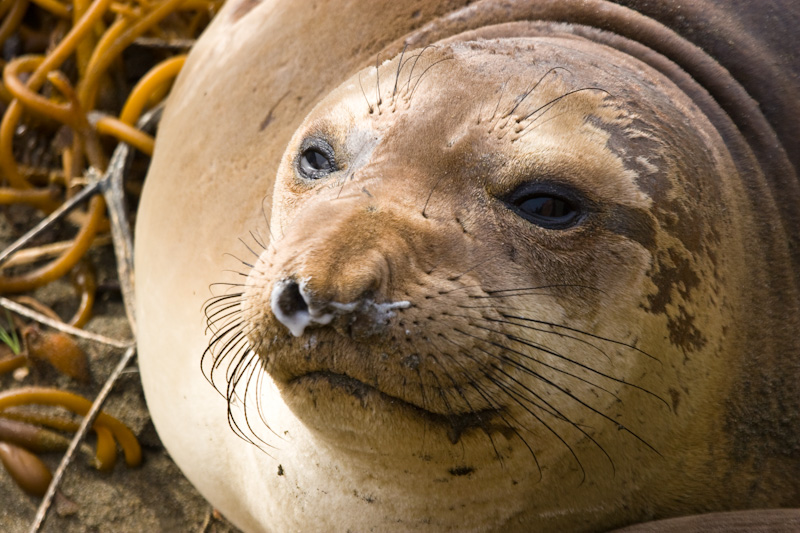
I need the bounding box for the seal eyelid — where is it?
[296,138,338,181]
[503,183,585,230]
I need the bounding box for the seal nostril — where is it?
[270,279,331,337]
[276,281,308,317]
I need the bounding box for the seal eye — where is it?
[296,139,337,180]
[521,195,573,219]
[300,149,332,175]
[504,185,583,229]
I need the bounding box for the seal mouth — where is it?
[287,371,501,444]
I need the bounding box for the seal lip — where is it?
[286,370,500,441]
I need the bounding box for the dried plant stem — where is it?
[0,297,132,349]
[28,345,137,533]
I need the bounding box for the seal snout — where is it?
[269,277,410,339]
[264,209,420,339]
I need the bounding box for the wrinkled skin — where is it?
[136,2,799,532]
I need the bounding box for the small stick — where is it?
[0,182,102,269]
[28,345,137,533]
[100,105,163,336]
[0,297,133,349]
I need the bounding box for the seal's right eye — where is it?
[296,139,337,180]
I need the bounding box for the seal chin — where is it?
[280,370,501,445]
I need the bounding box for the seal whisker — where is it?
[358,72,374,114]
[465,377,542,475]
[202,292,244,316]
[482,284,607,296]
[504,345,657,459]
[204,304,244,333]
[513,110,569,141]
[218,328,250,375]
[404,45,436,94]
[392,44,409,98]
[414,364,431,415]
[374,53,383,112]
[254,363,284,441]
[203,304,244,328]
[429,349,504,463]
[225,355,275,453]
[469,320,666,407]
[461,311,612,362]
[500,313,659,363]
[226,347,268,430]
[205,312,245,346]
[409,57,455,102]
[204,306,246,338]
[455,332,616,477]
[520,87,610,123]
[450,322,623,403]
[429,283,603,298]
[425,356,460,410]
[201,320,239,367]
[514,100,564,139]
[453,325,658,460]
[488,371,591,483]
[227,347,255,403]
[506,66,568,118]
[208,281,247,290]
[488,78,511,126]
[421,173,448,218]
[494,334,620,396]
[423,367,463,444]
[203,331,250,406]
[463,348,593,480]
[237,237,262,260]
[206,322,255,382]
[221,269,250,278]
[435,337,542,473]
[428,348,480,412]
[206,308,248,333]
[237,354,280,451]
[447,253,504,281]
[251,229,267,252]
[335,170,356,200]
[224,252,254,269]
[442,333,567,422]
[517,87,610,137]
[240,366,284,451]
[259,195,277,244]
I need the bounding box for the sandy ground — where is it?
[1,210,242,532]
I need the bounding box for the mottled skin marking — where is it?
[592,86,721,354]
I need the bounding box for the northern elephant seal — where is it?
[135,1,799,532]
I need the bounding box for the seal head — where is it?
[137,2,800,532]
[199,37,796,531]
